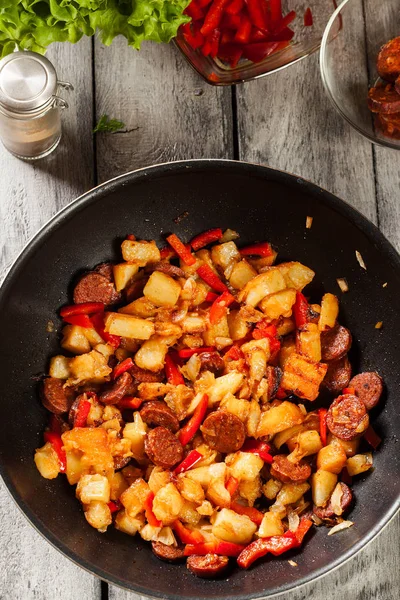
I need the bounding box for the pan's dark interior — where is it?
[0,160,399,599]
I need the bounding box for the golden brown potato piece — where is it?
[280,352,328,401]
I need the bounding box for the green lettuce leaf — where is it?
[0,0,190,57]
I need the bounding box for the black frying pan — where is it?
[0,160,399,598]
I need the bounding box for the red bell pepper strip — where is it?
[269,27,295,41]
[197,264,229,293]
[178,346,215,359]
[274,10,296,33]
[160,246,177,260]
[275,386,287,399]
[230,502,264,525]
[340,467,353,485]
[62,313,93,328]
[174,449,203,475]
[60,302,104,318]
[252,321,281,353]
[294,517,313,545]
[237,533,296,568]
[182,22,205,50]
[224,344,243,361]
[202,28,221,58]
[164,352,185,386]
[73,399,91,428]
[166,234,196,266]
[44,431,66,473]
[107,500,121,514]
[178,393,209,446]
[343,387,356,395]
[184,540,245,557]
[318,408,328,446]
[197,0,213,7]
[221,13,242,29]
[235,16,252,44]
[205,291,219,303]
[269,0,283,30]
[185,1,205,21]
[112,357,134,380]
[117,396,143,410]
[218,43,243,68]
[144,491,162,527]
[245,0,269,32]
[226,0,243,14]
[250,28,269,42]
[304,7,313,27]
[90,311,121,348]
[190,228,223,251]
[293,291,309,329]
[209,290,236,324]
[242,41,280,62]
[240,242,273,257]
[173,520,205,545]
[201,0,230,36]
[226,475,240,497]
[241,438,273,463]
[363,424,382,450]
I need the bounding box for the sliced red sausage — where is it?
[266,366,282,400]
[187,554,229,578]
[41,378,75,414]
[326,394,369,441]
[322,356,352,395]
[130,364,164,383]
[377,37,400,82]
[313,482,353,520]
[368,84,400,114]
[99,372,133,405]
[125,278,147,302]
[201,411,245,454]
[140,400,180,433]
[73,272,120,306]
[94,262,115,282]
[199,352,225,374]
[396,75,400,95]
[348,372,383,410]
[152,541,185,562]
[113,455,132,470]
[270,454,311,483]
[321,324,352,362]
[145,426,183,468]
[147,262,187,279]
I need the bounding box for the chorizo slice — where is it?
[266,365,283,400]
[322,356,352,395]
[377,37,400,82]
[199,352,225,375]
[94,262,115,282]
[146,262,187,279]
[321,324,352,362]
[140,400,180,433]
[348,372,383,410]
[270,454,312,483]
[396,75,400,96]
[326,394,369,441]
[187,554,229,578]
[73,272,120,306]
[313,482,353,521]
[114,455,132,470]
[145,426,183,468]
[130,364,164,383]
[152,541,185,563]
[41,378,75,414]
[99,372,133,405]
[368,84,400,114]
[201,411,245,454]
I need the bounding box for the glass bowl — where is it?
[175,1,340,85]
[320,0,400,150]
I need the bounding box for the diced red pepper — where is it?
[62,313,93,328]
[144,492,162,527]
[112,357,134,380]
[293,516,313,544]
[275,385,287,399]
[209,290,236,324]
[160,246,177,260]
[250,28,269,42]
[117,396,143,410]
[225,0,243,14]
[304,7,313,27]
[230,502,264,525]
[182,22,205,50]
[202,28,221,58]
[178,393,209,446]
[164,352,185,386]
[235,15,252,44]
[166,234,196,266]
[173,520,205,545]
[174,449,203,474]
[184,540,245,557]
[274,10,296,33]
[241,438,273,463]
[201,0,230,36]
[242,41,280,62]
[340,467,353,485]
[108,500,121,514]
[363,424,382,450]
[197,264,228,293]
[269,0,283,30]
[127,234,136,241]
[221,13,242,29]
[190,228,223,251]
[293,291,309,329]
[269,27,295,41]
[237,533,296,568]
[245,0,269,32]
[90,311,121,348]
[60,302,104,318]
[73,398,91,428]
[185,1,205,21]
[178,346,215,358]
[343,387,356,395]
[240,242,273,257]
[205,291,219,303]
[224,344,243,361]
[318,408,328,446]
[226,475,240,497]
[43,431,66,473]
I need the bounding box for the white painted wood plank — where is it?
[0,39,99,600]
[94,39,233,182]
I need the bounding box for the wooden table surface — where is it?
[1,24,399,600]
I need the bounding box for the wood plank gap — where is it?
[231,86,240,160]
[101,579,109,600]
[92,36,99,186]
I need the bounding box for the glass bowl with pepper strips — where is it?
[175,0,338,84]
[35,227,383,578]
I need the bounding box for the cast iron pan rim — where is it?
[0,159,399,599]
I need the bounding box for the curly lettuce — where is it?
[0,0,191,57]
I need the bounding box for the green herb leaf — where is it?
[93,115,125,134]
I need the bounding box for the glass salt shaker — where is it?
[0,51,72,160]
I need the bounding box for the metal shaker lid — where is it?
[0,51,57,113]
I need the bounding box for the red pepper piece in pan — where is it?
[224,344,243,361]
[294,516,313,545]
[304,7,313,27]
[73,398,91,428]
[275,385,287,399]
[112,357,134,380]
[90,311,121,348]
[237,533,296,568]
[165,352,185,386]
[174,449,203,475]
[230,502,264,525]
[62,313,93,328]
[173,520,205,545]
[226,475,240,498]
[184,540,245,557]
[241,438,273,463]
[363,424,382,450]
[43,431,67,473]
[60,302,105,318]
[178,346,215,359]
[160,246,177,260]
[318,408,328,446]
[209,290,236,324]
[201,0,230,37]
[107,500,121,514]
[166,234,196,266]
[144,491,163,527]
[178,393,209,446]
[240,242,273,257]
[117,396,143,410]
[190,228,223,251]
[197,264,229,293]
[293,291,309,329]
[205,291,219,303]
